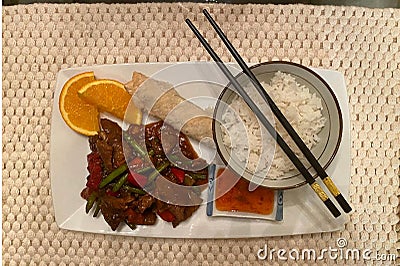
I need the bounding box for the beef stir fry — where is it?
[81,118,208,230]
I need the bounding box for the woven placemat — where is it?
[2,3,399,265]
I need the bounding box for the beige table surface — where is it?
[2,3,399,265]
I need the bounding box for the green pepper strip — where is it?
[183,175,196,186]
[93,202,101,217]
[147,161,170,183]
[112,173,128,192]
[187,172,207,180]
[123,134,147,157]
[136,166,153,174]
[85,192,97,214]
[123,185,146,195]
[99,164,128,188]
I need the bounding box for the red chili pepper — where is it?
[170,167,185,184]
[157,210,175,222]
[86,152,103,190]
[127,172,147,188]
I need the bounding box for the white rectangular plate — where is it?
[50,62,350,238]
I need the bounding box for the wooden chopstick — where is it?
[185,18,341,218]
[201,9,352,214]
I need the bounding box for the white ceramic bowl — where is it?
[213,61,343,189]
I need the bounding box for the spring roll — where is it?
[125,72,213,142]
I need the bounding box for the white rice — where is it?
[221,71,326,179]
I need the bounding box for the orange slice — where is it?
[78,79,142,125]
[59,72,100,136]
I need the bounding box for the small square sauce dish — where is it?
[206,164,284,221]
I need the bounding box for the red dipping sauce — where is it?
[215,168,275,215]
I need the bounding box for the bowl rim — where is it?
[212,61,343,190]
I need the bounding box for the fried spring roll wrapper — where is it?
[125,72,213,142]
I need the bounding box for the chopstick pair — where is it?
[186,10,352,218]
